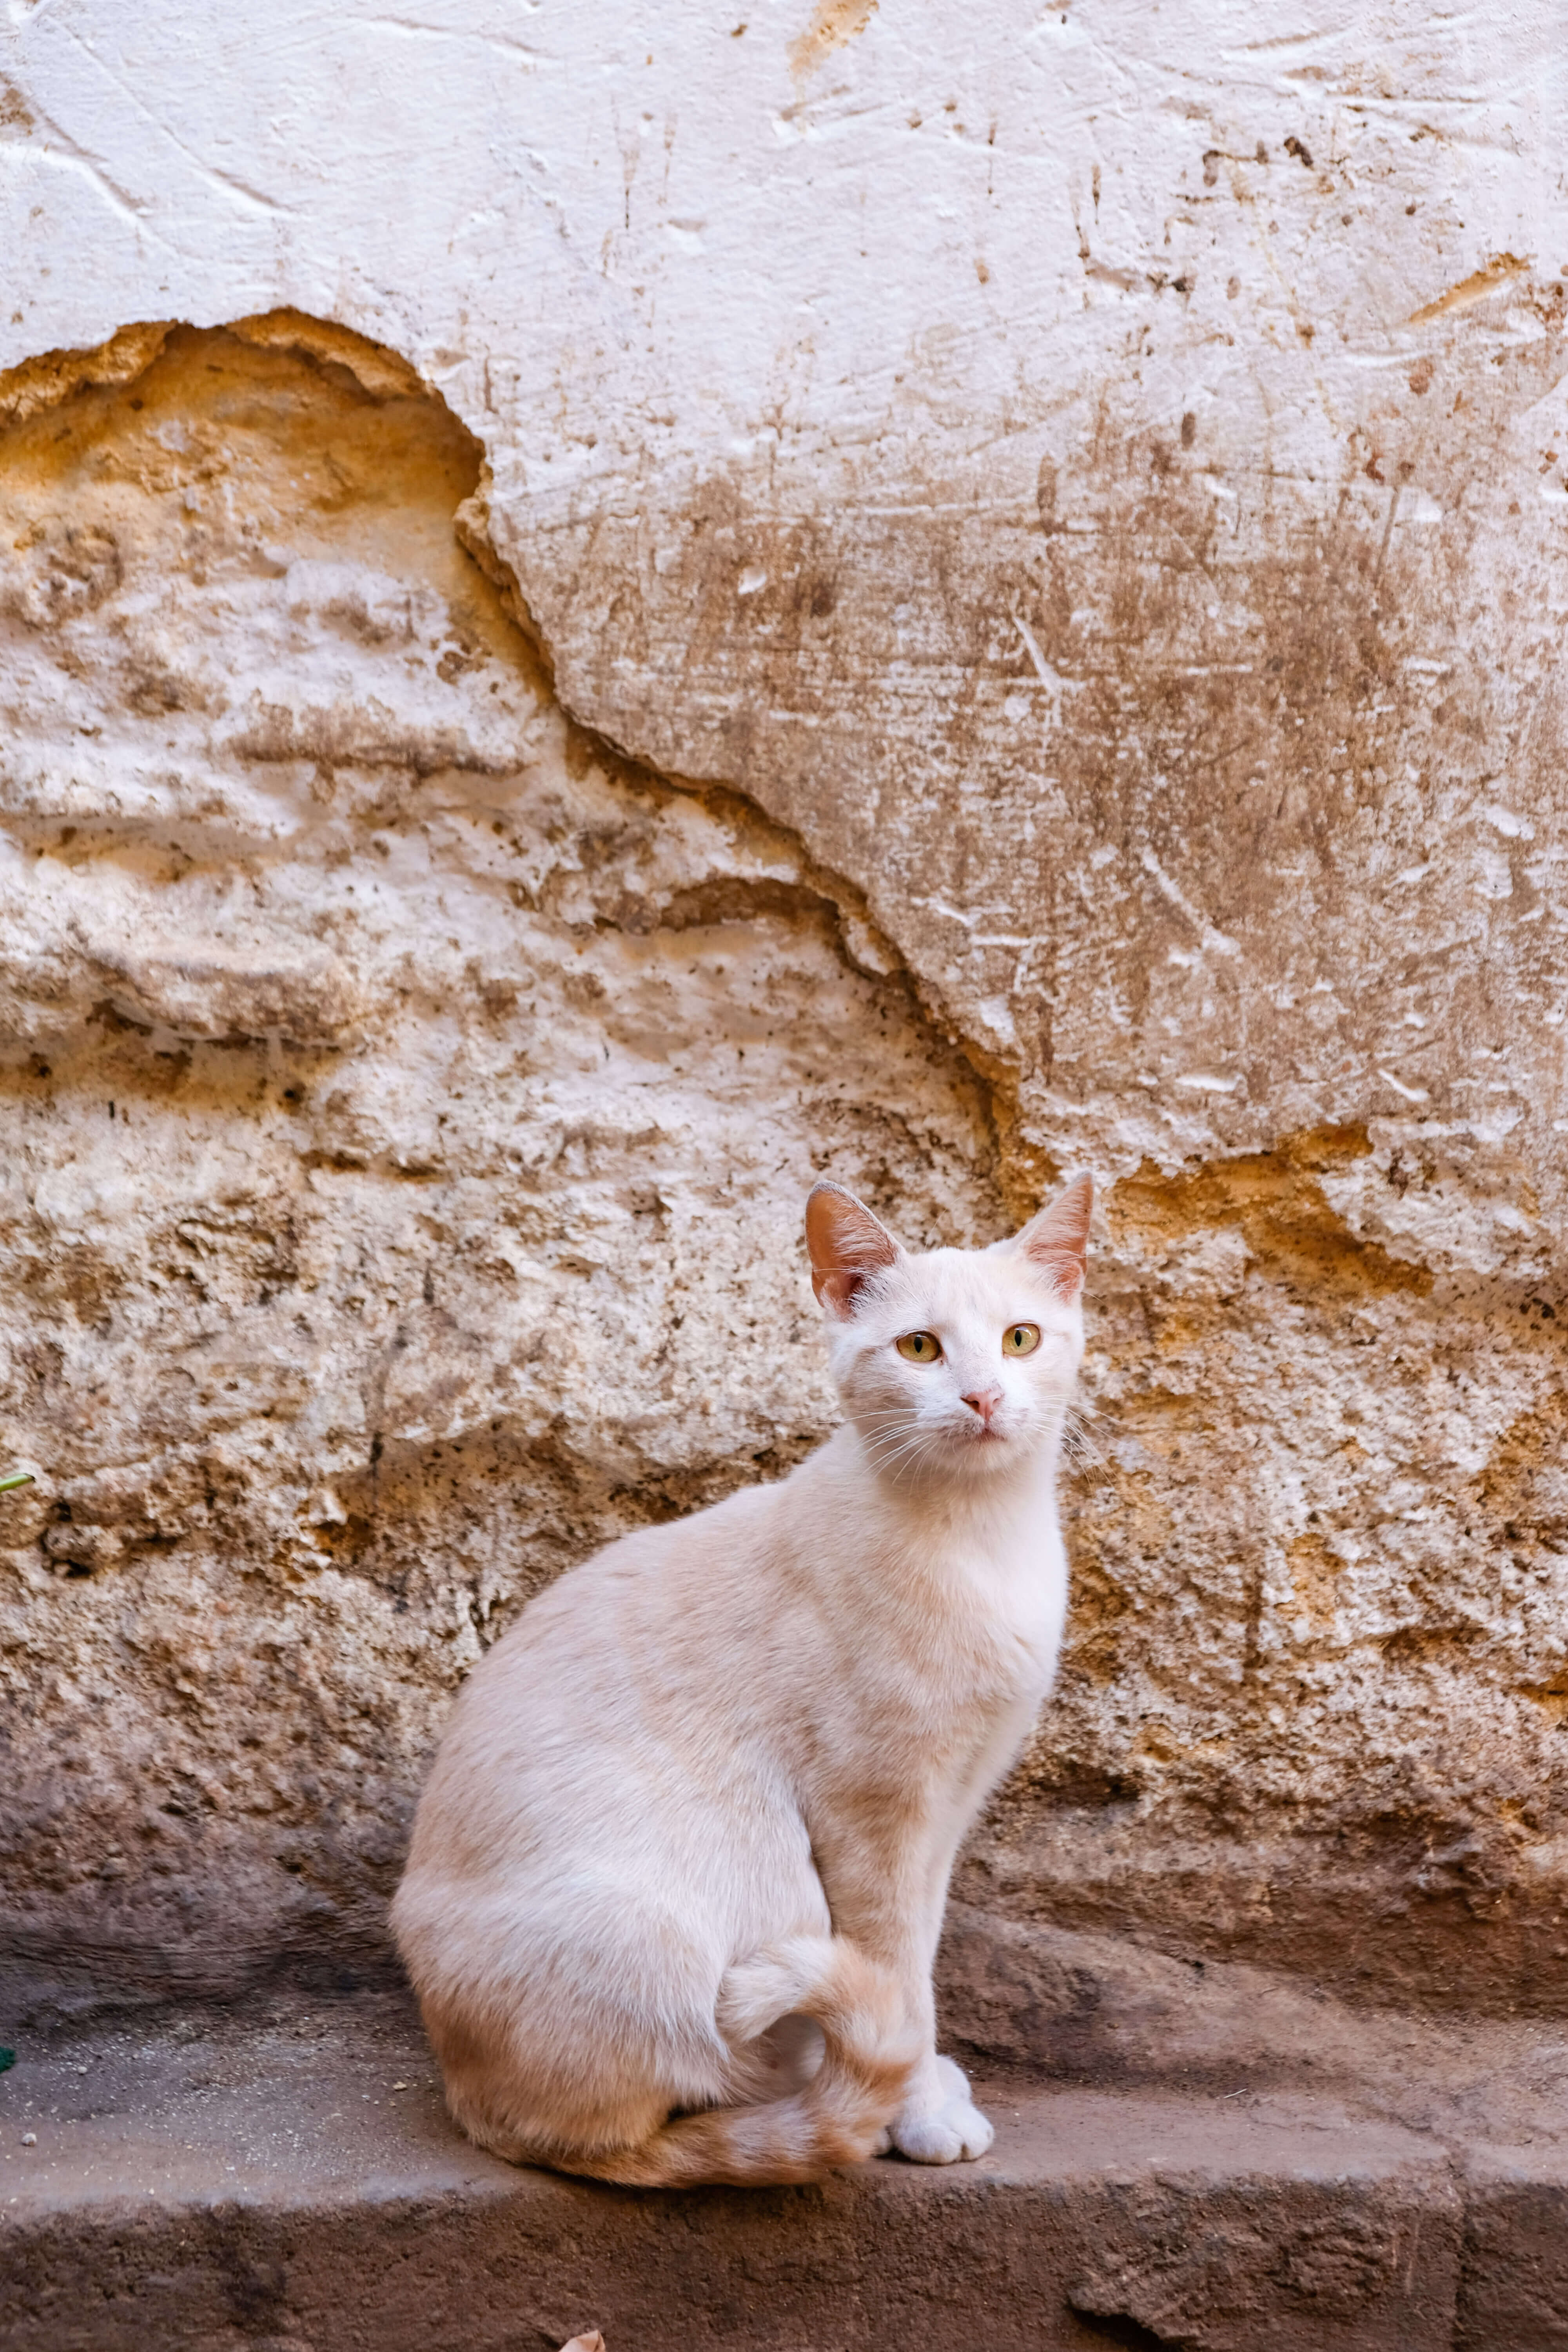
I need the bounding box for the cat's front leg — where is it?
[850,1935,993,2163]
[883,1874,995,2163]
[887,2050,994,2164]
[805,1816,995,2165]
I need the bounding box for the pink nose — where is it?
[962,1386,1004,1425]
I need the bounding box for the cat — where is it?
[392,1172,1091,2186]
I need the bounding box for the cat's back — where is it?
[400,1471,797,1896]
[417,1472,784,1779]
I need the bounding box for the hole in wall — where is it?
[1070,2308,1185,2351]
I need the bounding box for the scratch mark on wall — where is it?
[1408,252,1530,324]
[1138,846,1240,958]
[10,132,174,250]
[913,896,1031,947]
[1012,612,1084,730]
[362,19,542,65]
[56,23,290,218]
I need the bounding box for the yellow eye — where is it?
[1003,1323,1041,1356]
[896,1330,942,1363]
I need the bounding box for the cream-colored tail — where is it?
[568,1935,915,2188]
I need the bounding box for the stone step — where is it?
[2,1985,1565,2352]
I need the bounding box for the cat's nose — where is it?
[962,1386,1004,1425]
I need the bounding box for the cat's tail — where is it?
[569,1933,917,2189]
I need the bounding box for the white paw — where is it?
[888,2055,994,2165]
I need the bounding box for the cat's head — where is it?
[804,1177,1091,1485]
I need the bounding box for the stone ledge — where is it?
[2,1990,1565,2352]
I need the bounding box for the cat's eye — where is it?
[1003,1323,1042,1356]
[896,1330,942,1363]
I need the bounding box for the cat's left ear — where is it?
[1011,1173,1093,1304]
[806,1182,904,1319]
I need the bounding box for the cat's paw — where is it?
[888,2055,994,2165]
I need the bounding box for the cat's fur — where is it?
[392,1174,1091,2185]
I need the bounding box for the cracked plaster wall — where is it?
[2,1,1568,2016]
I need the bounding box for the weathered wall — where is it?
[0,320,1001,2000]
[2,2,1567,2016]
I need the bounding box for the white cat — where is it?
[393,1174,1091,2184]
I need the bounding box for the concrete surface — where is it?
[5,1915,1568,2351]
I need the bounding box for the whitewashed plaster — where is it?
[2,3,1562,507]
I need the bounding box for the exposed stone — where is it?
[0,320,1002,2005]
[2,293,1567,2022]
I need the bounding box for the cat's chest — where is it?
[806,1577,1054,1811]
[951,1523,1065,1655]
[864,1548,1065,1720]
[949,1583,1062,1710]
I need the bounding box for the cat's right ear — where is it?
[1010,1172,1093,1303]
[805,1182,903,1319]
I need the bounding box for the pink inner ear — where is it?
[815,1270,861,1316]
[1016,1175,1093,1298]
[1031,1251,1085,1305]
[806,1182,900,1315]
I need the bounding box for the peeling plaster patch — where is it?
[0,320,173,430]
[789,0,878,77]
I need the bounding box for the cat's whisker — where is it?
[1057,1401,1108,1482]
[865,1425,975,1486]
[862,1432,944,1477]
[858,1423,946,1476]
[856,1414,930,1445]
